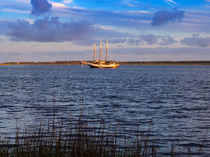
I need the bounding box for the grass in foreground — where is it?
[0,114,206,157]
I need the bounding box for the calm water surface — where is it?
[0,65,210,155]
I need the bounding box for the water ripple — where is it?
[0,65,210,155]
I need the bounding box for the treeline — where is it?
[1,61,82,65]
[1,61,210,65]
[119,61,210,65]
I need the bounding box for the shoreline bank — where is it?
[1,61,210,65]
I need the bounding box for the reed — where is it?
[0,112,205,157]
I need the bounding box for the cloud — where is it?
[31,0,52,15]
[127,34,159,45]
[160,36,177,45]
[109,38,127,44]
[139,34,159,45]
[104,34,177,46]
[112,47,210,61]
[51,2,68,8]
[72,29,132,46]
[0,21,8,34]
[62,0,73,4]
[164,0,176,6]
[127,34,161,45]
[71,33,177,47]
[151,8,184,26]
[4,17,93,42]
[181,34,210,47]
[126,34,159,45]
[121,0,140,7]
[113,47,210,57]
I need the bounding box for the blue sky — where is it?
[0,0,210,62]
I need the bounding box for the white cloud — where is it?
[51,2,69,8]
[62,0,73,4]
[167,0,176,4]
[121,0,140,7]
[128,10,151,14]
[22,18,34,24]
[164,0,176,6]
[49,0,74,9]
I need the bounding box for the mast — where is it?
[93,42,96,62]
[99,40,102,61]
[105,40,108,62]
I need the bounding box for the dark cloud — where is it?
[127,34,159,45]
[5,17,93,42]
[127,34,158,45]
[31,0,52,15]
[72,28,133,46]
[151,8,184,26]
[181,34,210,47]
[139,34,158,45]
[0,16,177,46]
[128,38,139,45]
[160,36,177,45]
[0,22,7,34]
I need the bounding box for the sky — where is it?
[0,0,210,62]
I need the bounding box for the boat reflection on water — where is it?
[88,40,119,69]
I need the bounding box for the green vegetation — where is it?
[1,60,210,65]
[119,61,210,65]
[0,61,82,65]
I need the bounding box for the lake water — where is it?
[0,65,210,155]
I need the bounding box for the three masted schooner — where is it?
[88,40,119,69]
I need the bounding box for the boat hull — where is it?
[88,63,119,69]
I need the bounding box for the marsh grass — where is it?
[0,112,206,157]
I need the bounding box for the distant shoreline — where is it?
[1,61,210,65]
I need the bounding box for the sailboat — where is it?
[88,40,119,69]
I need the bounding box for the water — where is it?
[0,65,210,155]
